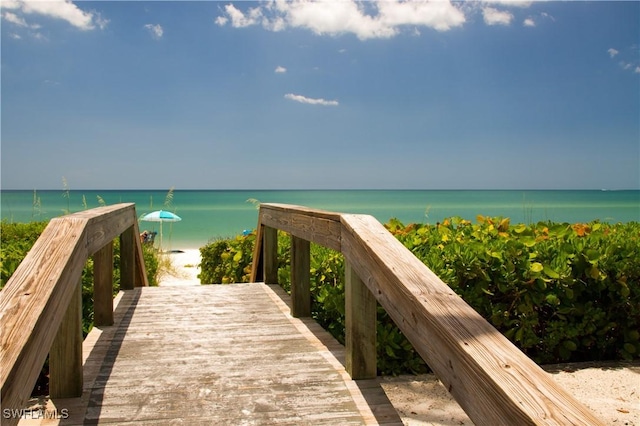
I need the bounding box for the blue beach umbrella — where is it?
[140,210,182,250]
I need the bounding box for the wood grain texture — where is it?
[340,213,604,425]
[345,261,377,380]
[93,241,114,327]
[1,204,148,426]
[18,285,403,425]
[248,204,605,424]
[0,217,88,423]
[49,280,83,398]
[291,235,311,317]
[249,224,264,283]
[263,226,278,285]
[119,226,135,291]
[259,204,342,251]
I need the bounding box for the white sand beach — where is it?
[157,249,202,286]
[380,361,639,425]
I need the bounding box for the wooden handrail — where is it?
[251,203,604,425]
[0,203,148,425]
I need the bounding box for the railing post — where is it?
[345,260,377,379]
[263,226,278,285]
[49,278,83,398]
[291,235,311,317]
[120,225,135,290]
[94,240,114,326]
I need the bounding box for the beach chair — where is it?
[140,231,157,245]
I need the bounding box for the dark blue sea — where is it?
[1,190,638,249]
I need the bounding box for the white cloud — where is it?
[216,0,466,40]
[214,15,228,26]
[523,18,535,27]
[275,66,287,73]
[377,1,466,32]
[1,0,106,31]
[219,3,263,28]
[483,7,513,26]
[483,0,533,8]
[540,12,555,22]
[144,23,164,39]
[607,46,640,74]
[285,93,339,106]
[2,11,28,27]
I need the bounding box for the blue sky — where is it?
[1,1,638,190]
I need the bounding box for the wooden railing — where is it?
[0,203,148,426]
[250,203,604,425]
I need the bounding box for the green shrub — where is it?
[199,233,256,284]
[200,218,640,373]
[388,217,640,363]
[1,221,161,335]
[1,221,48,288]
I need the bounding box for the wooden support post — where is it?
[263,226,278,285]
[93,240,114,326]
[132,218,149,287]
[345,260,377,380]
[49,279,83,398]
[120,225,135,290]
[291,235,311,317]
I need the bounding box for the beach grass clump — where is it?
[200,217,640,374]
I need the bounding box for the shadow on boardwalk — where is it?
[22,284,402,425]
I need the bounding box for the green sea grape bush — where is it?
[199,232,257,284]
[386,217,640,363]
[199,217,640,373]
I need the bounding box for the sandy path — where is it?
[380,361,639,425]
[157,249,201,286]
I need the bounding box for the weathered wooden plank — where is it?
[79,203,138,255]
[19,284,401,425]
[340,213,604,425]
[93,240,114,326]
[49,279,83,398]
[263,225,278,285]
[131,218,149,287]
[249,223,264,283]
[291,235,311,317]
[259,203,342,251]
[263,284,399,425]
[0,218,88,423]
[119,225,135,290]
[345,260,377,380]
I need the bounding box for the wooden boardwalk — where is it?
[22,284,402,425]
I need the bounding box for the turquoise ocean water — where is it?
[1,190,638,249]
